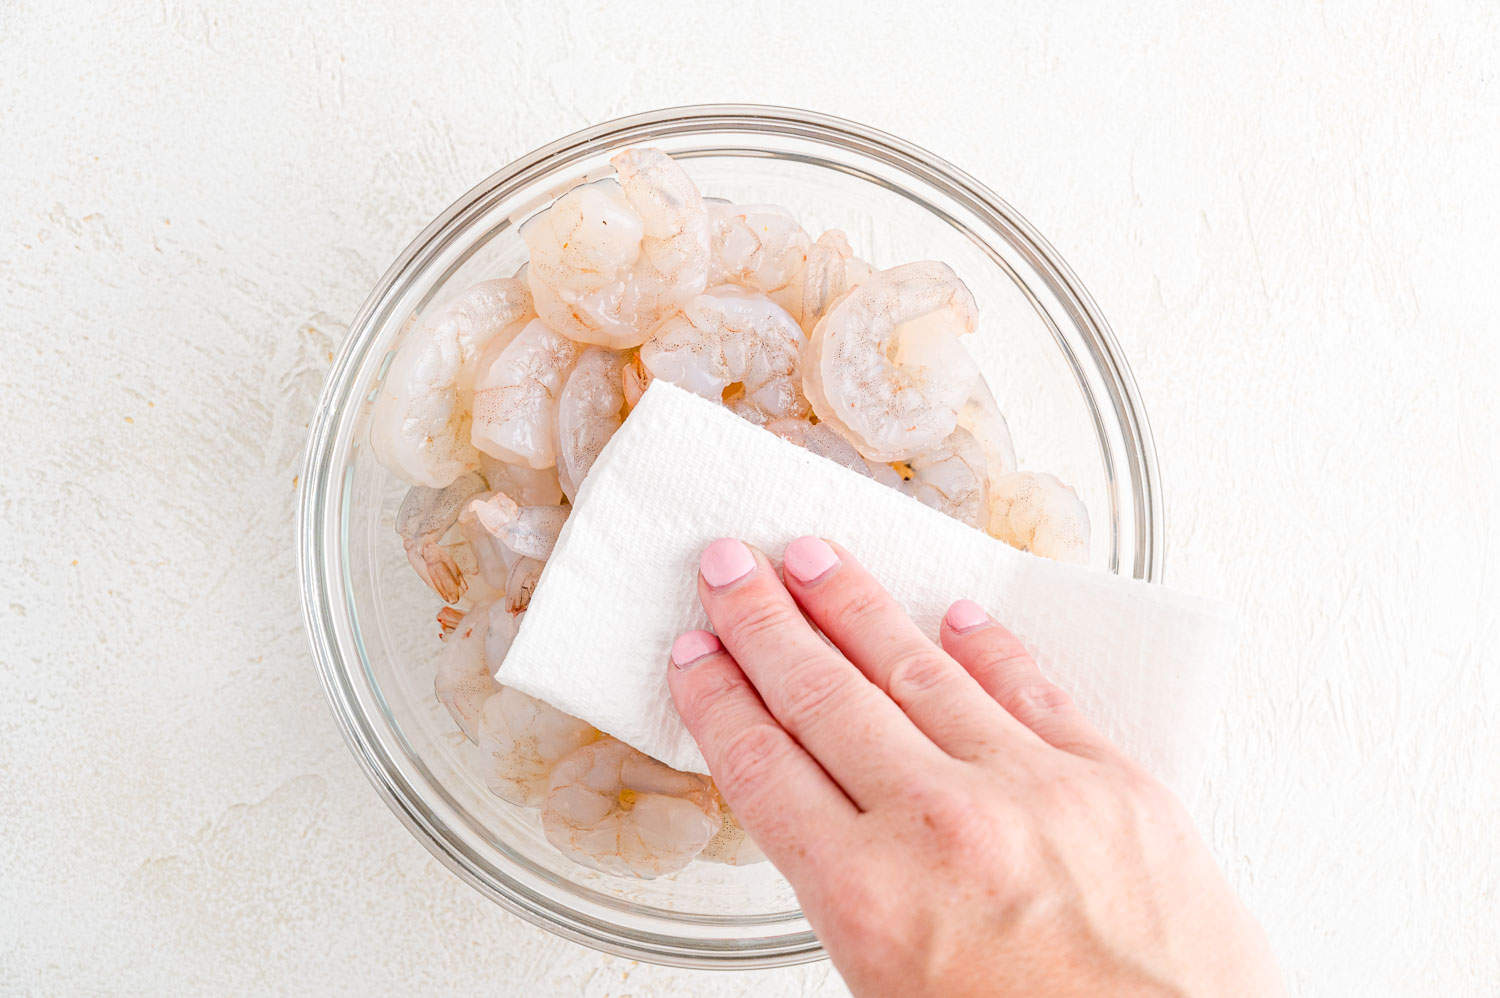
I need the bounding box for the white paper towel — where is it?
[501,381,1233,802]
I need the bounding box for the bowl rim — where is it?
[297,102,1163,970]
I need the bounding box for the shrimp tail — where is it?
[436,606,465,638]
[406,539,467,603]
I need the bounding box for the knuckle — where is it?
[676,666,747,723]
[962,633,1037,681]
[1001,680,1074,727]
[909,780,1013,858]
[826,583,890,633]
[885,649,957,703]
[831,890,903,951]
[774,662,858,727]
[721,594,798,649]
[715,724,790,797]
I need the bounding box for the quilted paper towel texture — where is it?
[500,382,1234,802]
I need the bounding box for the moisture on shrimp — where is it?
[369,145,1098,879]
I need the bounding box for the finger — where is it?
[667,630,855,877]
[780,536,1026,759]
[939,600,1120,763]
[697,538,948,806]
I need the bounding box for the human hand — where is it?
[667,537,1281,997]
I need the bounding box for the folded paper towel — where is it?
[500,381,1233,803]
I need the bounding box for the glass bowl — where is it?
[297,104,1162,969]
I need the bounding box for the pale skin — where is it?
[668,536,1282,997]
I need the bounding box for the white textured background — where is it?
[2,2,1496,994]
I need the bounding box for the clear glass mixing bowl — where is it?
[297,105,1163,969]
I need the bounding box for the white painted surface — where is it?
[1,1,1495,993]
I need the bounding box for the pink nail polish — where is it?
[671,630,722,668]
[945,599,991,633]
[700,538,756,588]
[783,536,840,584]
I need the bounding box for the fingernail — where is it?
[671,630,722,668]
[945,599,992,633]
[700,538,756,588]
[783,536,840,584]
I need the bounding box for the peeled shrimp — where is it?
[987,471,1091,563]
[707,203,811,313]
[476,687,598,806]
[524,149,711,348]
[456,493,508,590]
[641,286,809,424]
[470,318,584,469]
[541,738,721,878]
[786,229,873,333]
[434,601,515,741]
[556,347,628,501]
[765,417,896,484]
[478,452,563,506]
[894,350,1016,523]
[899,427,989,529]
[956,374,1018,494]
[458,492,568,584]
[370,279,534,488]
[394,472,487,602]
[698,797,767,866]
[803,261,980,461]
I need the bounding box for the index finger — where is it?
[666,630,856,878]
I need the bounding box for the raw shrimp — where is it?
[802,261,980,461]
[394,472,487,602]
[456,493,508,591]
[458,492,568,587]
[765,417,897,484]
[899,426,989,529]
[476,687,599,806]
[893,350,1016,529]
[556,347,628,501]
[541,738,721,878]
[641,286,809,424]
[987,471,1091,563]
[524,149,711,348]
[707,203,811,312]
[956,373,1018,494]
[504,557,544,615]
[786,229,873,333]
[370,279,534,488]
[621,351,652,410]
[434,601,515,741]
[698,796,766,866]
[470,318,583,469]
[478,452,563,506]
